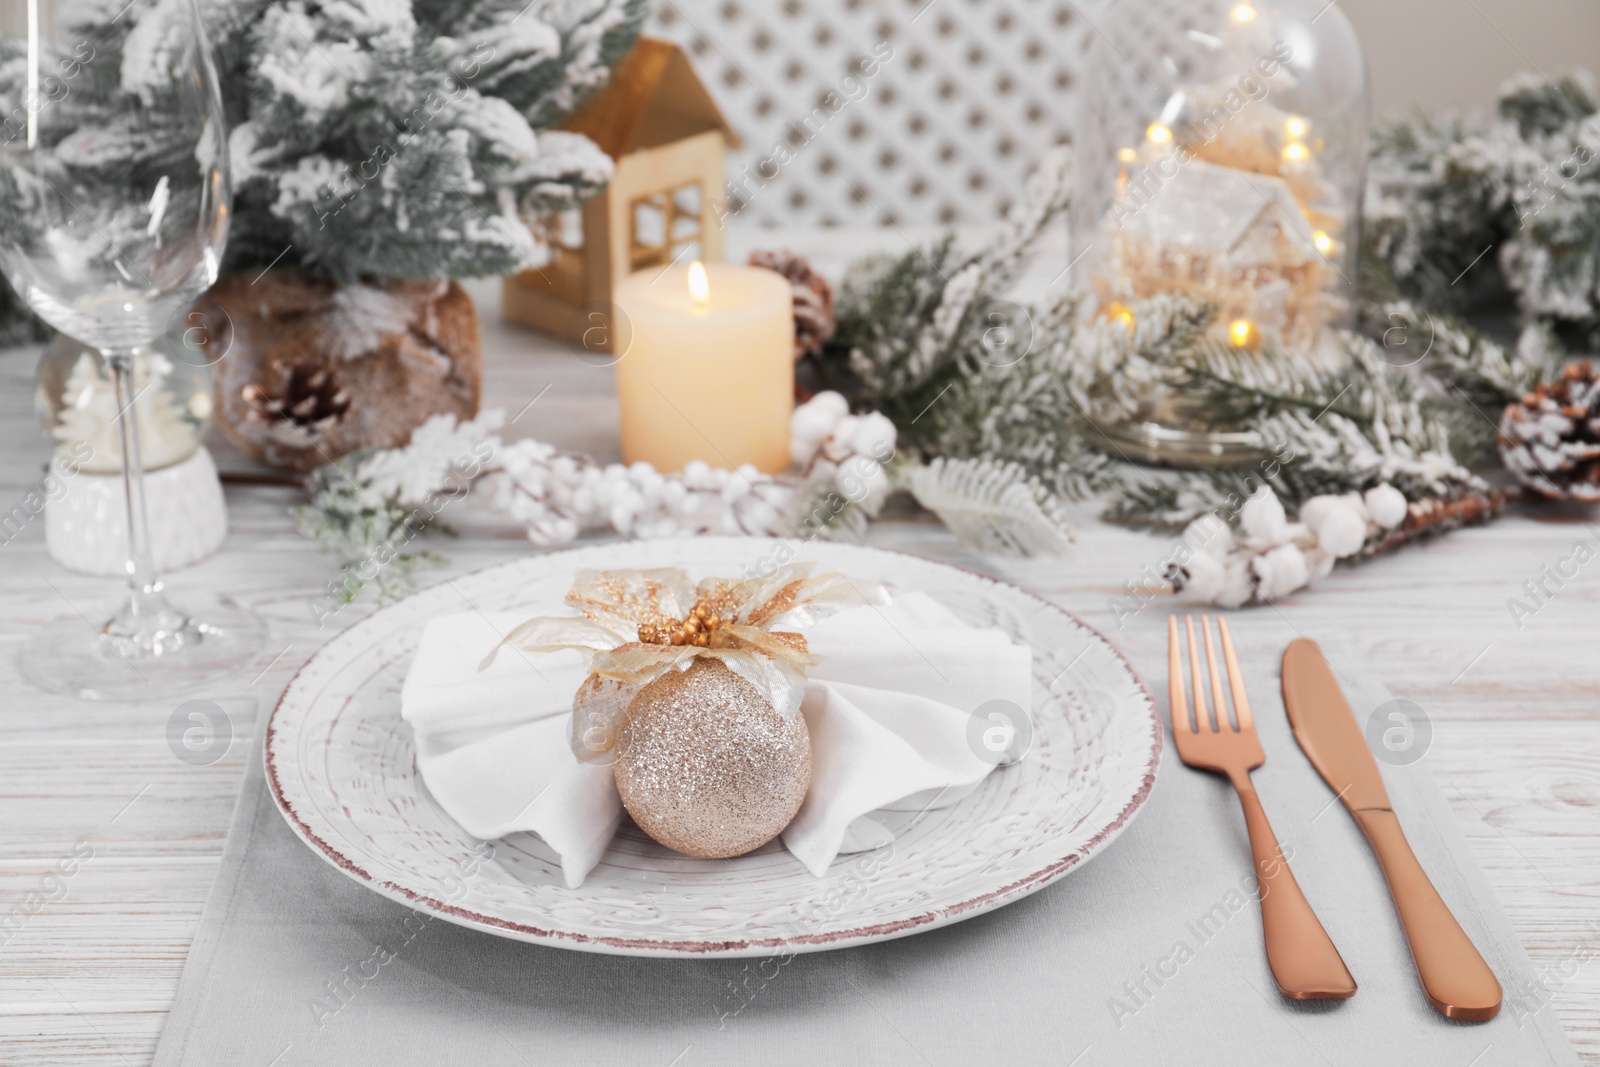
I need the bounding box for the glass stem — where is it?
[105,348,169,621]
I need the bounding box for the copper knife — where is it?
[1281,639,1501,1022]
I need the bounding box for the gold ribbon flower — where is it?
[481,563,889,762]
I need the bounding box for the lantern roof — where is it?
[560,38,743,156]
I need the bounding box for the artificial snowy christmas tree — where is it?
[218,0,647,282]
[3,0,647,465]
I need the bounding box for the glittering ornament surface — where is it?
[613,659,811,859]
[483,563,877,855]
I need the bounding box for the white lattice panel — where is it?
[647,0,1090,229]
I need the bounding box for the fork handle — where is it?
[1229,772,1357,1000]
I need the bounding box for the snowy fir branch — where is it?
[796,142,1571,604]
[816,148,1074,432]
[1367,70,1600,349]
[0,0,647,292]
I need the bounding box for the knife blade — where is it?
[1281,638,1502,1022]
[1281,639,1391,814]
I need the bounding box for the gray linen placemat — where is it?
[153,644,1580,1067]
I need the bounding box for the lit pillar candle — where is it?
[613,261,794,474]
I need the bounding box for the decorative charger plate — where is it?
[265,538,1161,957]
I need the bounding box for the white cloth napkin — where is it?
[400,592,1032,887]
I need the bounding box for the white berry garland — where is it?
[296,392,901,582]
[1169,483,1412,607]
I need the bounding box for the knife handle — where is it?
[1352,808,1502,1021]
[1230,774,1356,999]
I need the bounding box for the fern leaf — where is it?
[909,458,1074,557]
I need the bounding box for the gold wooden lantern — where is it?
[502,39,741,350]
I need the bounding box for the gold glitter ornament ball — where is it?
[613,659,811,859]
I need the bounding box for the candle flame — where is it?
[688,261,710,305]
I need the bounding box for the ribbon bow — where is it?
[482,563,889,761]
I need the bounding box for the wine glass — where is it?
[0,0,264,700]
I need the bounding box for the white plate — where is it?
[265,538,1161,957]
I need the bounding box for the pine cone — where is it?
[749,249,835,359]
[241,361,351,439]
[1498,360,1600,501]
[203,271,481,472]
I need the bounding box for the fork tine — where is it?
[1184,614,1212,732]
[1217,617,1253,732]
[1201,615,1233,732]
[1167,615,1192,734]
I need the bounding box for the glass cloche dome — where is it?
[1070,0,1369,465]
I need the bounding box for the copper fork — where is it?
[1168,614,1356,1000]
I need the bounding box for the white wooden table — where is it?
[1,230,1596,1064]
